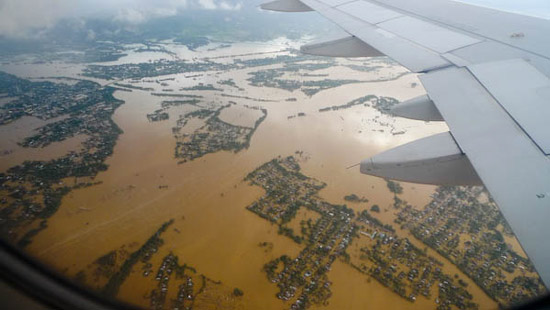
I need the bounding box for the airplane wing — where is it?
[261,0,550,287]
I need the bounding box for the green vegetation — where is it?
[395,186,547,306]
[112,83,154,91]
[102,219,174,297]
[233,288,244,297]
[0,72,124,245]
[161,99,201,108]
[245,157,477,310]
[373,96,400,114]
[319,95,399,115]
[180,83,222,91]
[83,61,232,80]
[247,68,363,97]
[220,93,277,103]
[75,219,237,309]
[83,52,329,81]
[344,194,369,203]
[151,93,203,98]
[147,110,169,122]
[218,79,243,91]
[174,105,268,161]
[386,180,403,195]
[173,36,210,50]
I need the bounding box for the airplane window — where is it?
[0,1,548,310]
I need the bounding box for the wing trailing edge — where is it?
[301,35,384,57]
[261,0,550,288]
[390,95,443,122]
[260,0,312,12]
[360,132,482,185]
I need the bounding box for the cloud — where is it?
[198,0,241,10]
[114,8,148,25]
[219,1,243,10]
[0,0,242,38]
[86,29,96,41]
[0,0,75,38]
[1,0,547,39]
[198,0,217,10]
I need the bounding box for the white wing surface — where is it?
[262,0,550,287]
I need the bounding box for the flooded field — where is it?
[1,40,510,310]
[0,116,87,171]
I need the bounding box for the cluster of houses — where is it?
[150,253,195,310]
[395,186,546,304]
[245,156,481,310]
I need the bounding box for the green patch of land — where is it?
[113,83,154,91]
[76,219,240,309]
[344,194,369,203]
[180,83,222,92]
[247,69,363,97]
[395,186,546,306]
[83,60,232,80]
[0,72,124,246]
[244,156,478,310]
[319,95,399,115]
[174,105,267,162]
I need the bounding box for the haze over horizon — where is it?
[1,0,549,39]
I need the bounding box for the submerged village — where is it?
[0,35,547,310]
[243,156,545,310]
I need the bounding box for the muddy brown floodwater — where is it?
[2,44,499,310]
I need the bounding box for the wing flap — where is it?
[390,95,443,122]
[300,35,384,57]
[377,15,481,54]
[263,0,550,288]
[337,1,402,24]
[319,0,351,6]
[468,59,550,154]
[360,132,481,185]
[420,67,550,287]
[260,0,313,12]
[370,0,550,59]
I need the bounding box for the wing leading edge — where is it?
[262,0,550,288]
